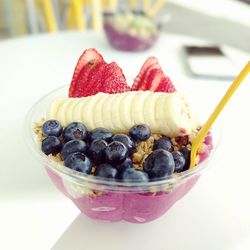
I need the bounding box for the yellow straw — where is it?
[129,0,138,9]
[72,0,86,30]
[143,0,151,13]
[147,0,166,17]
[190,61,250,169]
[90,0,103,31]
[43,0,57,32]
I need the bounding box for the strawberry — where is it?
[132,57,176,93]
[83,63,106,96]
[99,62,130,94]
[69,48,106,97]
[142,68,164,91]
[154,76,176,93]
[132,57,160,91]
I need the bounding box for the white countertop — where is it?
[0,31,250,250]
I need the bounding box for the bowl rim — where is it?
[24,85,218,191]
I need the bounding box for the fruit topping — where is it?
[99,62,130,94]
[37,119,212,181]
[63,122,88,142]
[132,57,176,93]
[90,128,113,142]
[42,119,62,137]
[179,147,191,172]
[121,168,149,182]
[41,136,62,155]
[105,141,129,164]
[153,137,173,152]
[94,163,118,179]
[69,48,106,97]
[112,134,136,156]
[68,49,131,98]
[155,76,176,93]
[129,124,151,141]
[88,139,108,164]
[143,149,175,178]
[172,151,186,173]
[60,139,87,160]
[64,152,92,174]
[115,157,133,175]
[132,57,159,91]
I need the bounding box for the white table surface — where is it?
[0,31,250,250]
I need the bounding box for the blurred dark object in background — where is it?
[237,0,250,5]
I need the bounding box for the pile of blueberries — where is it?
[41,120,191,182]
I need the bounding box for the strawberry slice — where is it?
[132,57,176,93]
[83,62,106,96]
[132,57,160,91]
[69,48,106,97]
[100,62,130,94]
[143,68,164,91]
[154,76,176,93]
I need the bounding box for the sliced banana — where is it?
[111,93,124,132]
[94,93,109,128]
[81,94,100,130]
[144,92,162,133]
[155,93,169,134]
[73,97,86,123]
[65,98,81,125]
[131,91,151,125]
[46,97,67,120]
[119,91,138,131]
[57,98,74,127]
[46,91,199,136]
[102,94,117,131]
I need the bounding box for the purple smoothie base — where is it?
[104,22,159,52]
[46,168,200,223]
[45,135,213,223]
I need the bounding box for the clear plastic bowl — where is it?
[25,85,218,223]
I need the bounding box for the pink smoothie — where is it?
[46,168,199,223]
[45,134,212,223]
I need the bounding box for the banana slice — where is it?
[94,93,109,128]
[119,91,138,131]
[155,93,169,134]
[57,98,74,127]
[81,94,100,130]
[111,93,124,132]
[65,98,81,125]
[132,91,151,125]
[144,92,162,133]
[102,94,117,131]
[46,97,67,120]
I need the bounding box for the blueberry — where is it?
[143,149,175,179]
[63,122,88,142]
[42,120,62,137]
[153,137,173,152]
[129,124,151,141]
[88,139,108,164]
[121,168,149,182]
[112,134,136,155]
[60,139,87,160]
[94,163,118,179]
[41,136,62,155]
[115,158,133,179]
[179,147,191,171]
[172,151,186,173]
[64,152,92,174]
[105,141,128,164]
[89,128,113,142]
